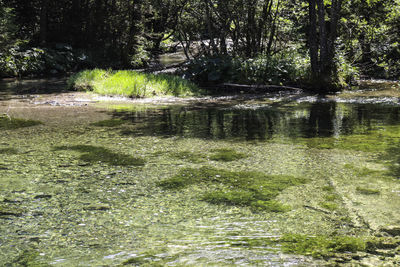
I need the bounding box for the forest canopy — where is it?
[0,0,399,91]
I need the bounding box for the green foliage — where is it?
[0,1,17,52]
[0,116,42,129]
[183,52,309,87]
[54,145,146,166]
[68,69,201,97]
[159,166,307,212]
[0,44,91,77]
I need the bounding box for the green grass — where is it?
[159,166,307,212]
[68,69,201,98]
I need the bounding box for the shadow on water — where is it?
[53,145,146,166]
[110,101,400,141]
[0,78,69,98]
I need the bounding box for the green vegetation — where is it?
[356,187,381,195]
[320,202,338,211]
[90,119,127,127]
[235,234,370,259]
[0,147,17,154]
[68,69,201,98]
[159,166,307,212]
[280,234,367,258]
[183,53,309,87]
[170,151,206,163]
[0,116,42,129]
[54,145,146,166]
[209,148,247,162]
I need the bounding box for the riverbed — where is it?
[1,79,400,266]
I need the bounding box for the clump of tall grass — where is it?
[68,69,201,98]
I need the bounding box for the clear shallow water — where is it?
[1,89,400,266]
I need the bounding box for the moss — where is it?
[280,234,367,258]
[344,164,382,176]
[209,148,248,162]
[322,185,335,192]
[356,186,381,195]
[54,145,145,166]
[320,202,338,211]
[170,151,206,163]
[0,116,42,130]
[0,147,18,154]
[12,250,49,267]
[324,194,339,202]
[234,234,369,259]
[90,119,127,127]
[159,166,307,212]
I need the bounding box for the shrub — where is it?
[183,51,310,87]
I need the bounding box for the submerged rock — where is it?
[381,226,400,237]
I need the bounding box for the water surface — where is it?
[1,84,400,266]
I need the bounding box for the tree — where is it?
[307,0,343,91]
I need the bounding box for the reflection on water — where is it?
[2,90,400,266]
[113,101,400,140]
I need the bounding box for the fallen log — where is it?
[219,83,303,92]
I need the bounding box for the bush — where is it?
[0,44,91,78]
[183,51,310,86]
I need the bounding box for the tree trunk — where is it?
[308,0,319,76]
[39,0,48,45]
[307,0,342,91]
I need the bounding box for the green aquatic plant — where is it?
[11,250,49,267]
[209,148,248,162]
[54,145,145,166]
[0,116,42,129]
[90,119,127,127]
[356,187,381,195]
[0,147,18,154]
[159,166,307,212]
[280,234,367,258]
[324,194,339,202]
[170,151,206,163]
[320,202,338,211]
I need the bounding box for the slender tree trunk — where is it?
[39,0,48,45]
[266,0,280,55]
[308,0,319,76]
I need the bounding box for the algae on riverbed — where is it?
[1,87,400,266]
[159,166,307,212]
[0,116,42,129]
